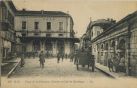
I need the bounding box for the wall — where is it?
[130,17,137,75]
[15,16,72,38]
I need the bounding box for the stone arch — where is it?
[111,41,115,48]
[101,43,104,50]
[118,39,126,57]
[119,39,126,50]
[105,43,109,50]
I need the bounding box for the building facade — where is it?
[80,19,115,51]
[15,10,78,56]
[90,11,137,76]
[0,1,17,62]
[0,0,79,58]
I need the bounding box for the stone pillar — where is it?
[115,38,119,54]
[64,41,70,55]
[40,40,44,51]
[108,40,111,59]
[0,36,2,63]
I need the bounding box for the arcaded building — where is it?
[90,11,137,76]
[15,9,78,56]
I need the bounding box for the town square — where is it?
[0,0,137,88]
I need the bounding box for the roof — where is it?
[91,10,137,43]
[87,19,116,30]
[5,1,70,17]
[7,1,17,12]
[15,10,70,17]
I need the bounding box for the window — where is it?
[59,22,63,30]
[34,22,39,29]
[22,21,26,29]
[59,34,63,37]
[0,7,2,21]
[1,7,7,21]
[97,31,100,36]
[46,34,51,37]
[47,22,51,30]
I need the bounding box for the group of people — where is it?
[57,51,65,63]
[108,54,125,72]
[38,51,65,68]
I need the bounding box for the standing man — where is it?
[70,52,74,62]
[61,52,64,62]
[39,51,45,68]
[91,55,95,72]
[57,52,61,63]
[113,54,120,72]
[108,57,114,72]
[20,52,25,67]
[119,56,125,72]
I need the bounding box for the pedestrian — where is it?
[74,50,78,64]
[108,58,114,72]
[65,54,67,59]
[70,52,74,62]
[57,52,61,63]
[91,55,95,72]
[119,56,125,72]
[113,54,120,72]
[20,52,25,67]
[39,51,45,68]
[61,52,64,61]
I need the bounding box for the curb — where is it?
[7,59,21,78]
[95,66,116,79]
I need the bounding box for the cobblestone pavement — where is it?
[1,58,137,88]
[11,57,108,78]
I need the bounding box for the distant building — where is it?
[81,19,115,51]
[14,9,78,57]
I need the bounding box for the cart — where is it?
[75,51,95,71]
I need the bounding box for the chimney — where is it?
[22,8,26,11]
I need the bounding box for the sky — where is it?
[12,0,137,37]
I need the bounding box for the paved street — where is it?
[11,57,107,78]
[2,58,137,88]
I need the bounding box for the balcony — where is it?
[21,29,28,37]
[34,30,40,35]
[1,31,15,42]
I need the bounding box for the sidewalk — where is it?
[1,58,21,77]
[95,63,126,78]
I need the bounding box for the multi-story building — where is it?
[90,11,137,76]
[15,9,78,56]
[80,19,115,51]
[0,1,17,62]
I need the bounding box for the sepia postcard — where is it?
[0,0,137,88]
